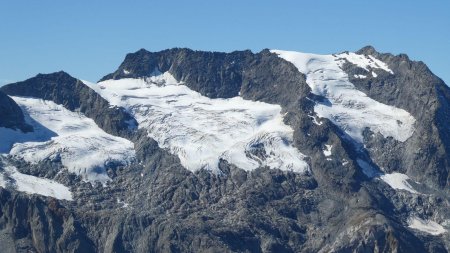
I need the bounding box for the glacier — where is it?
[0,97,136,184]
[271,50,422,195]
[271,50,416,144]
[87,72,309,174]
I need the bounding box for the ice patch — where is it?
[1,97,136,183]
[408,217,446,235]
[0,165,72,200]
[87,73,309,173]
[380,172,418,194]
[354,74,367,79]
[271,50,415,143]
[323,144,332,157]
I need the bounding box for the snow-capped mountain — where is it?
[0,46,449,252]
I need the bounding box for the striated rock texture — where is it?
[0,47,449,252]
[0,188,95,253]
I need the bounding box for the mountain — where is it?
[0,46,449,253]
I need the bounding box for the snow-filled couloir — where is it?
[87,71,309,173]
[271,50,415,144]
[0,97,136,184]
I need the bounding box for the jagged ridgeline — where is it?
[0,47,449,253]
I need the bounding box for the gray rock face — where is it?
[0,90,32,132]
[342,46,450,190]
[0,188,95,253]
[0,47,449,252]
[100,48,255,98]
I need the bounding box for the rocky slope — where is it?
[0,90,32,132]
[344,46,450,190]
[0,46,449,252]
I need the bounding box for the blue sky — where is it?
[0,1,449,85]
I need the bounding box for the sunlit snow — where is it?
[336,52,394,74]
[380,172,418,194]
[271,50,415,143]
[0,97,136,183]
[323,144,332,157]
[356,158,420,193]
[408,217,447,235]
[88,72,309,173]
[0,164,72,200]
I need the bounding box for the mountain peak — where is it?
[1,71,80,99]
[34,70,76,81]
[356,45,378,55]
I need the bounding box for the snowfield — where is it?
[0,97,136,183]
[88,72,309,173]
[357,158,420,194]
[380,172,418,194]
[408,216,447,235]
[0,164,72,200]
[271,50,415,143]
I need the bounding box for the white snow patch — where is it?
[271,50,415,143]
[354,74,367,79]
[323,144,332,157]
[337,52,394,74]
[0,165,72,200]
[380,172,418,194]
[308,115,323,125]
[357,159,420,194]
[1,97,135,183]
[123,69,131,75]
[408,217,446,235]
[372,71,378,78]
[87,73,309,174]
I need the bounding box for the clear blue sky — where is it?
[0,1,449,85]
